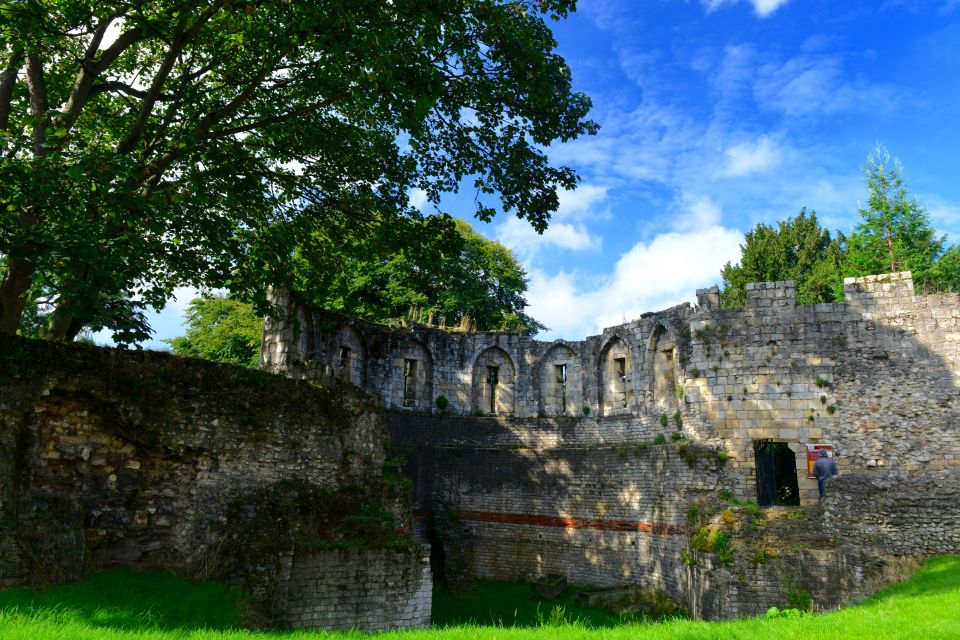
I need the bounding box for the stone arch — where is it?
[471,347,516,416]
[295,306,316,362]
[537,341,582,416]
[333,325,365,386]
[393,339,433,410]
[598,334,633,416]
[647,323,678,413]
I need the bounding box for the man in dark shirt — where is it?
[813,449,839,502]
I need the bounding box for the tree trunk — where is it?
[0,258,36,334]
[46,308,83,342]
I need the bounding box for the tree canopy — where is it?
[720,147,958,306]
[843,145,954,293]
[292,217,545,334]
[719,210,845,307]
[165,295,262,368]
[0,0,595,343]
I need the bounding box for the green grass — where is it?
[431,580,651,627]
[1,556,959,639]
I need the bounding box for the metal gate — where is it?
[754,439,777,507]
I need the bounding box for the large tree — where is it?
[165,295,262,368]
[292,217,545,334]
[720,209,845,307]
[0,0,595,343]
[844,145,953,293]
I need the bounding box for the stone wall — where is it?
[685,272,960,502]
[389,413,723,602]
[275,547,432,631]
[0,335,428,631]
[263,271,959,619]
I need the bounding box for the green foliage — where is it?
[671,432,685,442]
[581,405,590,416]
[673,410,683,428]
[843,145,957,294]
[164,296,262,368]
[292,218,546,334]
[720,209,844,307]
[659,413,668,428]
[2,557,960,638]
[653,434,667,445]
[0,1,594,341]
[435,395,450,412]
[0,568,243,631]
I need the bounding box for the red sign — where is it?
[806,444,834,478]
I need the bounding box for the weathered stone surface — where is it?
[0,335,429,631]
[263,271,959,619]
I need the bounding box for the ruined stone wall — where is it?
[0,335,427,631]
[261,288,695,423]
[264,272,959,506]
[263,271,959,619]
[275,547,432,631]
[684,272,960,502]
[389,413,723,602]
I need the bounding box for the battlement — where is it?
[745,280,795,308]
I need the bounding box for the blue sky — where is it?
[125,0,960,348]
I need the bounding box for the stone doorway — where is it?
[754,439,800,506]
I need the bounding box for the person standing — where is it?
[813,449,839,502]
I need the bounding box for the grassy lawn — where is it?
[0,556,958,639]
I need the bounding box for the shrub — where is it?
[581,405,590,416]
[654,434,667,445]
[659,413,668,428]
[435,395,449,411]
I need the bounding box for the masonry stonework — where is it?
[264,272,960,618]
[0,336,429,631]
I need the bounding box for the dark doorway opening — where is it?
[754,439,800,506]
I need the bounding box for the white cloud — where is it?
[408,188,429,211]
[494,184,609,257]
[753,55,899,118]
[720,136,782,177]
[497,218,601,256]
[701,0,791,18]
[526,197,744,340]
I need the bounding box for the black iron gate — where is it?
[754,439,777,507]
[754,439,801,507]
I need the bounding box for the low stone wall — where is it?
[276,547,432,631]
[0,335,428,631]
[389,413,722,602]
[823,472,960,556]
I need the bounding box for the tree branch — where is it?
[205,89,353,140]
[60,25,147,131]
[90,80,172,101]
[117,3,225,155]
[0,43,24,132]
[25,51,49,158]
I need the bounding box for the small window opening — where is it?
[664,349,673,360]
[338,346,351,375]
[555,364,567,413]
[614,357,627,406]
[487,366,499,413]
[403,359,417,406]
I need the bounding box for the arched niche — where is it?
[393,339,432,410]
[295,306,316,362]
[648,324,678,413]
[471,347,516,416]
[599,335,633,416]
[538,343,582,416]
[333,325,364,386]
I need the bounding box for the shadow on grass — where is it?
[0,568,244,632]
[431,580,679,629]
